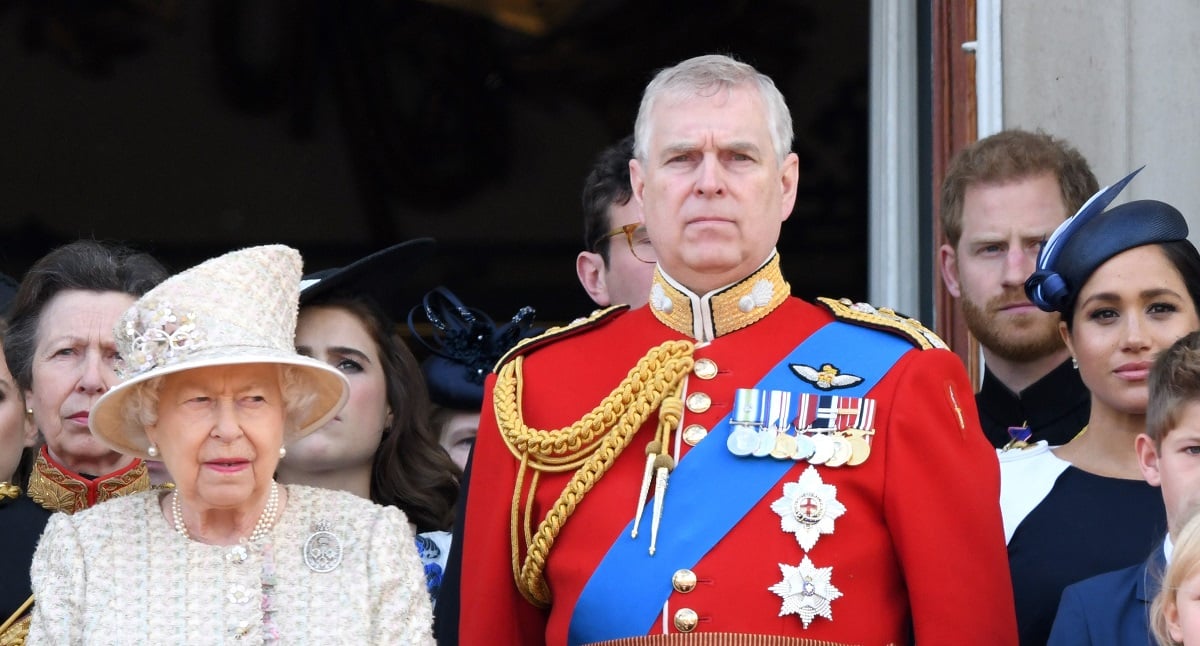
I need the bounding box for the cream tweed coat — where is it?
[27,485,434,645]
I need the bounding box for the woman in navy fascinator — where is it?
[1002,168,1200,645]
[408,288,538,472]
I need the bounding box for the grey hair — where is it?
[125,365,319,435]
[633,54,793,164]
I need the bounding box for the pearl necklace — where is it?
[172,481,280,543]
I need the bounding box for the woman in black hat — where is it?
[1002,171,1200,645]
[277,240,460,599]
[408,287,538,473]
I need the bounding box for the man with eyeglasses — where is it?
[446,54,1016,645]
[576,135,658,309]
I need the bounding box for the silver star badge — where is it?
[770,465,846,551]
[769,556,843,628]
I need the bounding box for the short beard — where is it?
[961,293,1064,363]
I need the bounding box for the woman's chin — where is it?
[52,443,133,473]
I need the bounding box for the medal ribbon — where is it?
[567,320,913,644]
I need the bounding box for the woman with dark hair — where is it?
[1003,171,1200,645]
[1,240,167,641]
[0,319,38,638]
[276,240,460,598]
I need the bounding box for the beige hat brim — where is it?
[90,349,349,460]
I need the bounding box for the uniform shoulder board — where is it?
[816,297,948,350]
[493,305,628,369]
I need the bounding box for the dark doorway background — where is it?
[0,0,869,325]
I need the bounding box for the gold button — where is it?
[673,608,699,633]
[686,392,711,414]
[693,358,718,380]
[682,425,708,446]
[672,568,698,593]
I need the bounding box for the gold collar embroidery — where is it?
[26,446,149,514]
[648,252,790,342]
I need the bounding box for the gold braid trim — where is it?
[0,482,20,501]
[816,297,946,350]
[27,447,149,514]
[495,339,695,607]
[495,305,626,368]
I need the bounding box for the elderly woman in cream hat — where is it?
[26,246,434,645]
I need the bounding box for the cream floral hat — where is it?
[90,245,350,459]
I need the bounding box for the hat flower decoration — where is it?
[120,301,206,377]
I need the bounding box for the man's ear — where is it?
[576,251,612,307]
[778,152,800,222]
[939,243,962,298]
[630,158,645,207]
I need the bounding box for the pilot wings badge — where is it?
[790,363,863,391]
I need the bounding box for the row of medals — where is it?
[718,389,864,627]
[727,425,872,467]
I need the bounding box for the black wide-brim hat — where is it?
[299,238,436,322]
[0,271,17,317]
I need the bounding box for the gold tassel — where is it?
[649,456,674,556]
[0,482,21,501]
[646,394,683,555]
[631,441,661,538]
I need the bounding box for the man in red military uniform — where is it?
[448,54,1017,645]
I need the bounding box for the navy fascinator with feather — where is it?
[1025,167,1189,313]
[408,288,539,410]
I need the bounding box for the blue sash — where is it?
[567,321,912,644]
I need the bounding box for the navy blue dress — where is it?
[0,493,52,621]
[1007,467,1166,646]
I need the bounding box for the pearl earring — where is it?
[25,407,32,415]
[1071,357,1078,369]
[147,444,159,458]
[279,447,287,459]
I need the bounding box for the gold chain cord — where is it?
[494,340,695,607]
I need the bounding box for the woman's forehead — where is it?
[162,364,281,389]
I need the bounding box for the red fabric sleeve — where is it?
[882,348,1018,644]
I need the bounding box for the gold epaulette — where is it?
[816,297,947,350]
[493,305,627,370]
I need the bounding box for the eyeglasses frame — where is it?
[598,223,656,264]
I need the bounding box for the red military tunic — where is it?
[458,255,1016,645]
